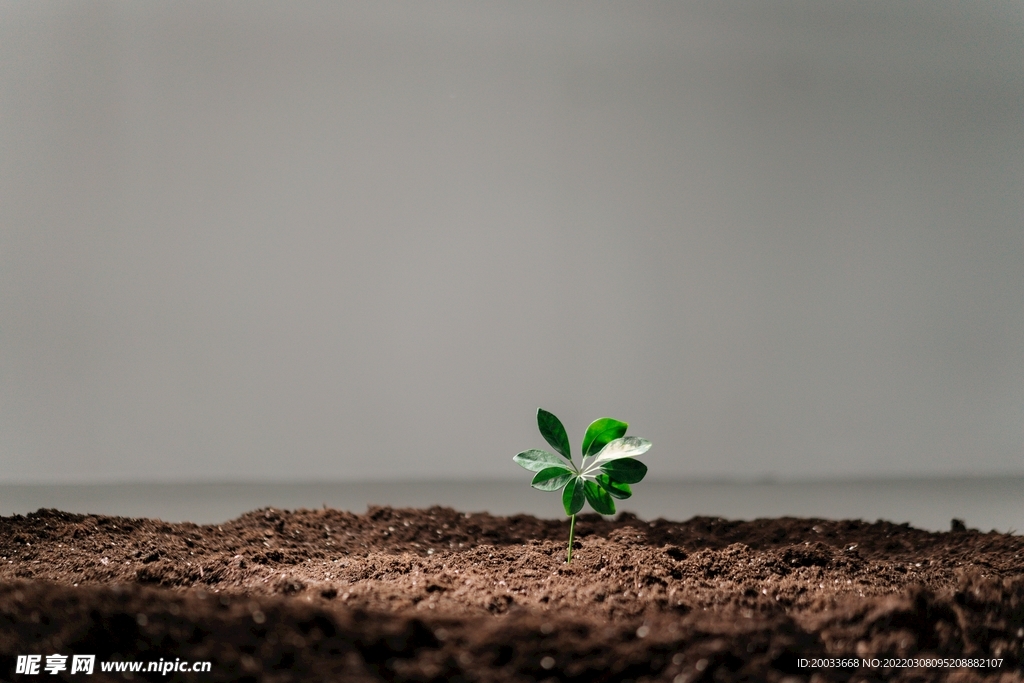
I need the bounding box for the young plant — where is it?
[513,408,651,563]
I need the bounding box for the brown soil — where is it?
[2,506,1023,682]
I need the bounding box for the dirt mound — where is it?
[2,506,1022,681]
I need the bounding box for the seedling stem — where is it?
[567,513,576,563]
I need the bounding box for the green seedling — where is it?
[513,408,651,563]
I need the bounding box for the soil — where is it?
[2,506,1023,682]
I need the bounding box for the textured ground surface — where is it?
[2,506,1024,681]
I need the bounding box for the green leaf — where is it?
[600,458,647,484]
[581,418,628,457]
[596,473,632,499]
[585,436,651,469]
[562,477,585,516]
[583,480,616,515]
[531,467,575,491]
[537,408,572,462]
[513,449,573,473]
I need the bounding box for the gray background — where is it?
[2,1,1023,485]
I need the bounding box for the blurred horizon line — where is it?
[4,473,1023,487]
[4,477,1021,531]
